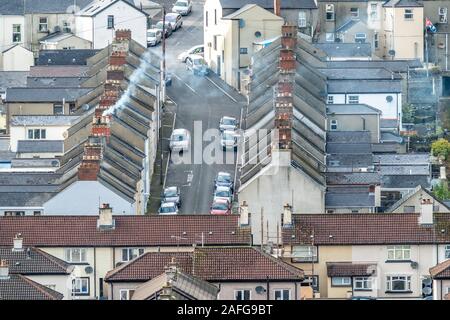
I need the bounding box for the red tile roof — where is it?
[327,262,377,277]
[105,247,304,282]
[430,259,450,279]
[0,274,64,300]
[0,215,251,247]
[282,213,450,245]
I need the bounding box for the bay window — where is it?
[386,276,411,292]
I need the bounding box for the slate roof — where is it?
[37,49,100,66]
[6,87,92,102]
[327,79,402,93]
[320,68,401,80]
[105,247,304,282]
[282,213,450,245]
[0,247,71,274]
[29,66,89,77]
[327,104,380,115]
[327,262,377,277]
[380,119,398,129]
[383,0,423,7]
[219,0,317,9]
[327,60,422,73]
[325,191,375,208]
[375,154,430,165]
[327,172,380,185]
[0,274,64,300]
[327,131,372,144]
[0,215,252,247]
[430,260,450,279]
[11,115,79,126]
[27,76,88,87]
[381,174,430,189]
[17,140,64,153]
[0,72,28,92]
[0,192,56,207]
[78,0,149,16]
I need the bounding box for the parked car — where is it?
[213,186,233,204]
[147,28,162,46]
[220,130,238,151]
[158,202,179,215]
[162,186,181,207]
[169,128,190,152]
[165,72,172,87]
[165,13,183,31]
[155,21,173,38]
[178,45,204,62]
[172,0,192,15]
[210,199,231,215]
[214,171,233,192]
[219,116,238,132]
[349,296,376,300]
[186,54,209,76]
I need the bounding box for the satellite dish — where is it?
[51,160,59,167]
[423,277,432,286]
[255,286,266,294]
[422,286,432,296]
[410,261,419,269]
[85,266,94,274]
[388,49,396,56]
[386,95,393,102]
[82,104,90,111]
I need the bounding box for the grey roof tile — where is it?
[6,87,92,102]
[327,79,402,93]
[219,0,317,9]
[17,140,64,153]
[316,42,371,58]
[37,49,100,66]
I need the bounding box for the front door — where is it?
[217,55,221,76]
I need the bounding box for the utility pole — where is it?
[161,6,166,102]
[310,229,315,296]
[426,31,429,78]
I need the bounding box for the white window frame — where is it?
[330,119,338,131]
[386,276,411,292]
[65,248,87,263]
[274,289,291,300]
[325,33,334,42]
[348,95,359,104]
[107,15,114,29]
[439,7,448,23]
[327,95,334,104]
[326,4,335,21]
[39,17,48,32]
[387,245,411,261]
[121,248,145,262]
[350,8,359,19]
[119,289,135,300]
[404,9,413,20]
[354,277,372,291]
[292,245,318,262]
[72,277,89,295]
[62,21,71,33]
[370,3,378,20]
[12,24,21,43]
[27,128,47,140]
[331,277,352,286]
[235,289,251,300]
[445,245,450,259]
[298,11,307,28]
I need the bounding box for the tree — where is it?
[402,103,414,124]
[431,138,450,161]
[433,181,450,201]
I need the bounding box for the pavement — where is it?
[146,1,246,214]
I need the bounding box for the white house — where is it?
[75,0,148,49]
[0,45,34,71]
[0,6,25,53]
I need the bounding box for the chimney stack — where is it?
[0,260,9,279]
[419,198,433,225]
[239,201,250,226]
[12,233,23,252]
[97,203,115,230]
[78,137,103,181]
[274,0,281,16]
[282,203,292,226]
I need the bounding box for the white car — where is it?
[147,29,162,46]
[220,130,238,151]
[158,202,179,215]
[213,186,233,204]
[169,128,191,152]
[172,0,192,16]
[178,45,204,62]
[165,13,183,31]
[219,116,238,132]
[186,54,209,76]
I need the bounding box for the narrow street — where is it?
[148,1,246,214]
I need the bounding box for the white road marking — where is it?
[205,76,238,103]
[173,73,197,94]
[187,173,194,183]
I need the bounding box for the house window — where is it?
[348,95,359,104]
[33,211,41,216]
[325,33,334,42]
[439,7,448,23]
[53,103,63,115]
[120,289,135,300]
[214,9,217,25]
[274,289,290,300]
[235,289,251,300]
[404,9,413,20]
[121,248,144,262]
[4,211,25,216]
[386,276,411,292]
[12,24,21,43]
[72,277,89,296]
[107,15,114,29]
[326,4,335,21]
[27,129,46,140]
[298,11,306,28]
[445,245,450,259]
[387,245,411,261]
[240,48,248,54]
[327,95,334,104]
[213,35,217,51]
[292,245,318,262]
[206,11,208,27]
[65,248,87,263]
[355,33,366,43]
[374,32,379,49]
[403,206,415,213]
[354,277,372,290]
[39,17,48,32]
[370,3,378,20]
[331,277,352,286]
[62,21,71,33]
[330,120,338,131]
[69,103,76,114]
[350,8,359,19]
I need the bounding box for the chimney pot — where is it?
[0,259,9,279]
[283,203,293,226]
[97,203,115,230]
[419,198,433,225]
[13,233,24,252]
[239,201,250,226]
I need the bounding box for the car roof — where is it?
[166,12,180,17]
[172,128,188,135]
[189,44,203,50]
[221,116,236,121]
[216,186,231,191]
[218,171,231,177]
[223,130,235,134]
[213,198,229,204]
[188,54,204,60]
[161,202,177,208]
[147,28,160,32]
[164,186,178,192]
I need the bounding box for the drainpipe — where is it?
[266,276,270,300]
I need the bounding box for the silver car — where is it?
[162,186,181,207]
[158,202,179,215]
[219,116,238,132]
[172,0,192,15]
[186,54,209,76]
[213,186,233,204]
[147,29,162,46]
[165,13,183,31]
[220,130,238,151]
[169,128,190,152]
